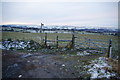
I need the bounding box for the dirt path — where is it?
[2,50,104,78]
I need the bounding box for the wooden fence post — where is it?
[40,23,44,44]
[44,33,47,48]
[118,46,120,74]
[107,39,112,58]
[56,35,58,48]
[71,34,75,49]
[118,2,120,75]
[88,39,90,49]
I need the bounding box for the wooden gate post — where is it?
[118,2,120,75]
[56,35,58,48]
[44,33,47,48]
[107,39,112,58]
[71,34,75,49]
[118,45,120,74]
[88,39,90,49]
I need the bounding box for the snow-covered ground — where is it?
[84,57,116,79]
[1,40,40,50]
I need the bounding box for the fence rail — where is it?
[42,33,113,58]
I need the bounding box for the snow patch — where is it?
[84,57,116,79]
[77,51,90,56]
[18,75,22,78]
[62,64,65,67]
[1,40,40,50]
[21,53,33,58]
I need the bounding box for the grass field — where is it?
[2,32,118,46]
[2,32,118,42]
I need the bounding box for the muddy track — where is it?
[2,50,104,78]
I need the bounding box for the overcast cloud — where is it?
[2,2,118,28]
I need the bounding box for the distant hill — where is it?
[1,24,118,33]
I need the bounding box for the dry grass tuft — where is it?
[107,58,118,73]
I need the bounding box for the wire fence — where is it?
[1,33,118,60]
[42,33,118,60]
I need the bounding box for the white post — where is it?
[107,39,112,58]
[109,47,112,58]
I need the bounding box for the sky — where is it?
[1,1,118,28]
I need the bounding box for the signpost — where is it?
[40,23,44,43]
[40,23,44,33]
